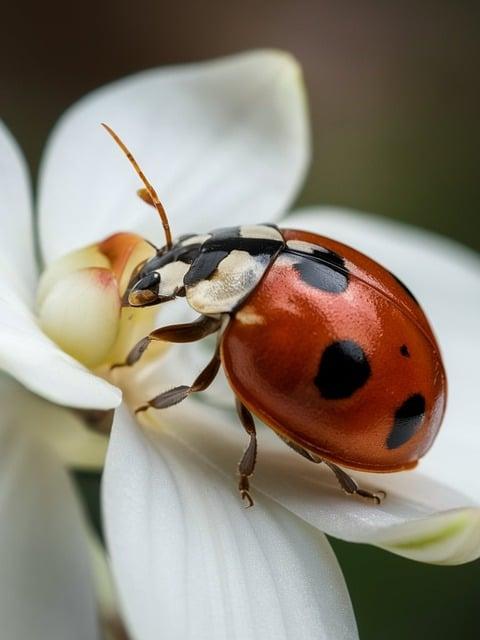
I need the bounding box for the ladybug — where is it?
[104,125,447,507]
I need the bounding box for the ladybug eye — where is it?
[128,272,160,306]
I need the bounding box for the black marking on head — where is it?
[291,251,349,294]
[400,344,410,357]
[386,394,426,449]
[134,271,160,291]
[315,340,371,399]
[390,272,419,304]
[137,243,202,279]
[183,250,229,286]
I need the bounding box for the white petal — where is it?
[142,396,480,566]
[8,386,109,470]
[0,295,121,409]
[0,378,100,639]
[87,532,123,637]
[102,406,358,640]
[0,121,37,300]
[39,50,309,262]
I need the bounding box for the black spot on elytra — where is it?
[291,249,349,294]
[315,340,371,399]
[293,258,348,294]
[386,393,426,449]
[400,344,410,357]
[390,272,419,304]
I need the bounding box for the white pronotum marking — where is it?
[286,239,319,254]
[239,225,283,241]
[157,261,190,296]
[186,250,270,314]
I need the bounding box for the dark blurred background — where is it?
[3,1,479,638]
[2,0,479,250]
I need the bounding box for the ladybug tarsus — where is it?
[325,460,387,504]
[240,489,255,509]
[356,489,387,505]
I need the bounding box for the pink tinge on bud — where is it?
[98,232,144,282]
[98,232,156,295]
[38,267,122,368]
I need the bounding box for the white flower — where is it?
[1,50,479,640]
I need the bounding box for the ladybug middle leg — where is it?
[135,345,221,414]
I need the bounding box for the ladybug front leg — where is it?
[235,399,258,508]
[112,315,222,369]
[323,461,386,505]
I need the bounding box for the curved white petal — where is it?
[125,201,480,566]
[102,406,358,640]
[131,393,480,566]
[0,295,121,409]
[39,50,309,263]
[7,386,109,470]
[0,121,37,301]
[0,124,121,409]
[87,533,124,638]
[0,378,100,639]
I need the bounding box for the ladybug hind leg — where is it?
[279,436,323,463]
[279,437,385,505]
[323,461,386,505]
[235,399,258,508]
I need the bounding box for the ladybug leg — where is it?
[135,346,221,414]
[111,315,221,369]
[323,461,386,505]
[279,436,323,463]
[235,399,258,508]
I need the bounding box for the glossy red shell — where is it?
[221,228,447,472]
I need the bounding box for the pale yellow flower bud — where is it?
[37,233,156,370]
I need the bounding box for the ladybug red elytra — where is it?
[104,125,447,507]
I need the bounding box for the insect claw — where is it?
[134,404,150,415]
[356,488,386,505]
[110,362,127,371]
[240,490,255,508]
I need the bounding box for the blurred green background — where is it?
[3,1,479,638]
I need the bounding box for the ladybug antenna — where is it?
[101,123,173,250]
